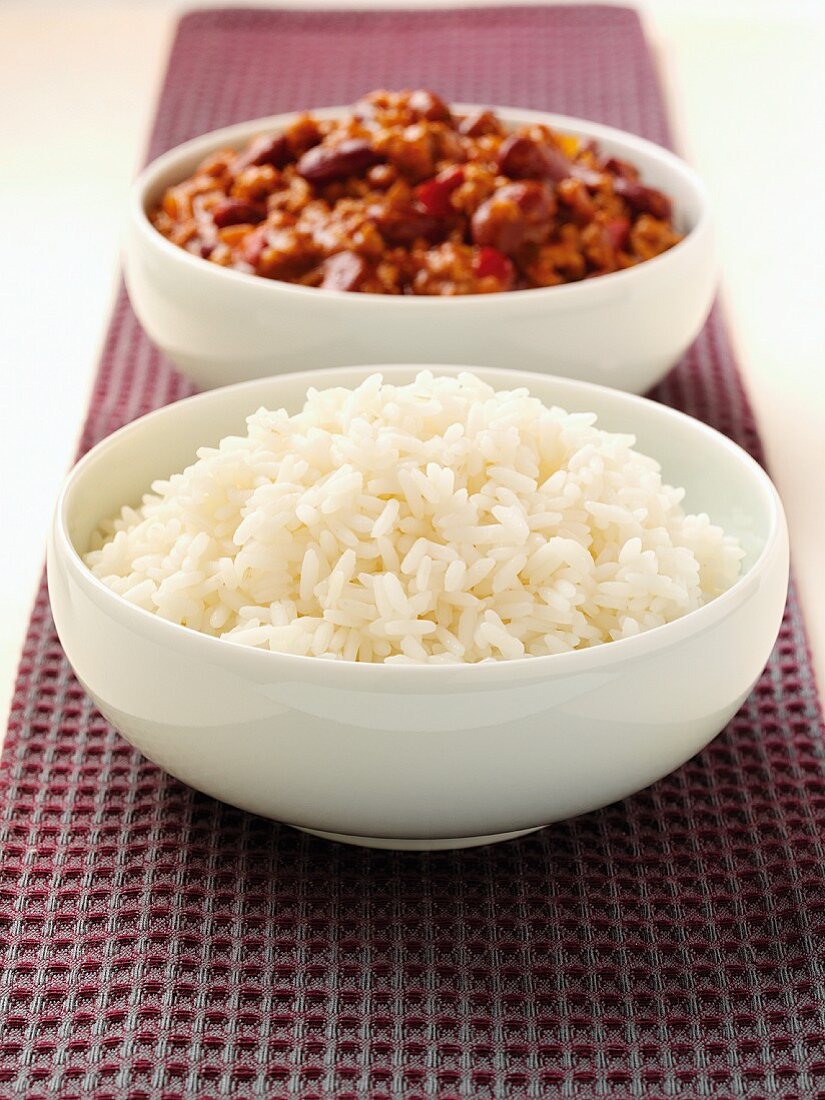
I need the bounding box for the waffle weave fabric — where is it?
[2,7,824,1099]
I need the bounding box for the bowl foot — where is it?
[292,826,544,850]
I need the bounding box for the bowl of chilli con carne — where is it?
[125,89,716,391]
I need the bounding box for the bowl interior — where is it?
[66,367,772,578]
[138,106,705,238]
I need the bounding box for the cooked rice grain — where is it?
[85,371,744,663]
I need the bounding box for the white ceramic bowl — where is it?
[125,107,716,394]
[47,366,788,850]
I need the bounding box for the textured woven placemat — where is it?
[2,7,824,1097]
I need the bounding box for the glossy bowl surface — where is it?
[125,107,716,393]
[47,366,788,849]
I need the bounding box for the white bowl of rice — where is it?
[48,366,788,849]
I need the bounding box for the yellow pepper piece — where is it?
[557,133,580,159]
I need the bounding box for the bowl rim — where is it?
[131,103,712,307]
[54,364,787,683]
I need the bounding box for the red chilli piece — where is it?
[319,251,369,291]
[372,205,441,245]
[415,167,465,217]
[212,199,266,228]
[296,139,383,184]
[474,247,514,286]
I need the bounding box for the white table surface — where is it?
[1,0,823,737]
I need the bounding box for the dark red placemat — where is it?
[2,7,824,1097]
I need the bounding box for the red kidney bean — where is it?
[212,198,266,228]
[408,89,452,122]
[471,181,556,255]
[459,110,501,137]
[603,156,637,179]
[473,246,514,286]
[497,135,571,182]
[372,204,441,245]
[234,133,290,173]
[613,177,672,220]
[319,251,368,291]
[415,166,465,217]
[297,139,383,184]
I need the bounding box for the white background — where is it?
[1,0,824,735]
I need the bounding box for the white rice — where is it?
[84,371,745,664]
